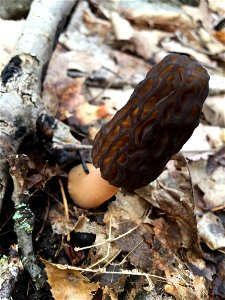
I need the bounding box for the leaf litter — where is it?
[0,0,225,299]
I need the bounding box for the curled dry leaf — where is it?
[44,48,114,126]
[107,191,149,222]
[102,286,119,300]
[214,31,225,46]
[114,218,153,271]
[206,146,225,175]
[89,87,133,112]
[202,125,225,150]
[181,4,207,25]
[197,212,225,250]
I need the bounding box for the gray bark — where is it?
[0,0,77,295]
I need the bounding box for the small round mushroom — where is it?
[68,53,209,208]
[68,163,118,208]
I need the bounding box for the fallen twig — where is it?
[0,0,77,294]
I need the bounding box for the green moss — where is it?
[13,205,34,234]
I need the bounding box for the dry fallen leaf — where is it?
[189,159,225,208]
[42,259,99,300]
[150,218,209,300]
[73,213,120,266]
[131,29,168,60]
[208,0,225,14]
[182,124,212,153]
[136,153,199,251]
[198,27,225,54]
[203,94,225,127]
[49,204,76,235]
[182,123,225,160]
[160,38,212,65]
[110,11,133,40]
[119,2,194,32]
[197,212,225,250]
[102,191,151,270]
[209,74,225,95]
[88,87,133,112]
[83,6,112,37]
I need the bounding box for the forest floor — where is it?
[0,1,225,299]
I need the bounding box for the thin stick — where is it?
[74,225,139,251]
[59,178,70,242]
[35,197,50,241]
[89,217,113,269]
[72,265,167,283]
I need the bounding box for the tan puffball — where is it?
[68,163,118,209]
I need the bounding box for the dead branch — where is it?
[0,0,76,295]
[0,250,23,300]
[0,0,76,211]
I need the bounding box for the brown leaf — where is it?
[49,204,76,235]
[93,266,126,295]
[42,259,99,300]
[139,184,198,250]
[136,153,200,251]
[149,225,209,300]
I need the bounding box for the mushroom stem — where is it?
[68,163,119,208]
